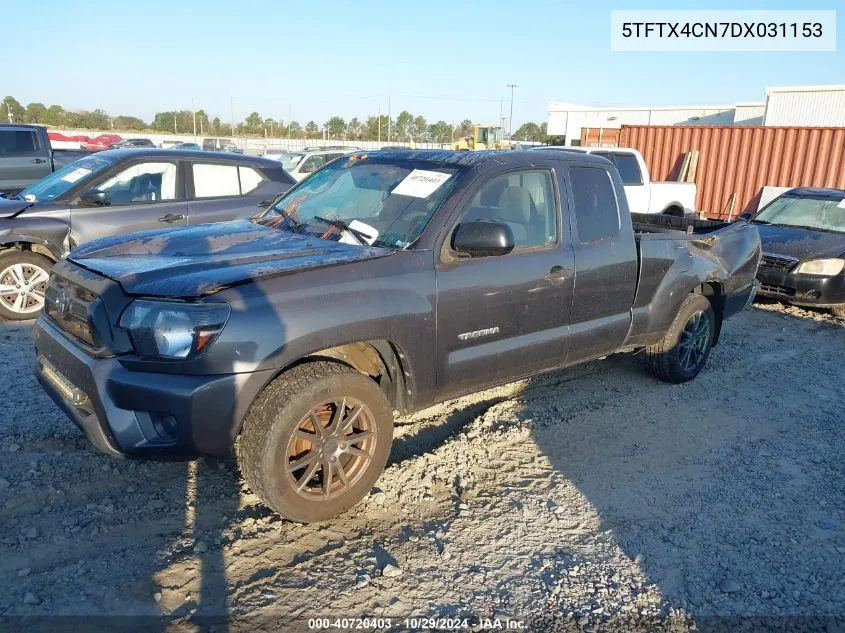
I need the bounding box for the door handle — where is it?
[31,158,47,164]
[545,265,571,281]
[158,213,184,223]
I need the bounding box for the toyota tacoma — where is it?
[34,150,761,522]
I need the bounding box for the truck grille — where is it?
[44,274,98,347]
[759,253,798,272]
[759,283,796,297]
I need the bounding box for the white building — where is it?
[548,84,845,145]
[546,103,738,143]
[764,85,845,126]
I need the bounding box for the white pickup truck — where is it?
[531,146,697,217]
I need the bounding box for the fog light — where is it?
[151,414,178,441]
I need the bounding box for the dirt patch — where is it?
[0,303,843,631]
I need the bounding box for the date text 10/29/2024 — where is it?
[308,617,526,630]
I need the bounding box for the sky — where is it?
[4,0,843,129]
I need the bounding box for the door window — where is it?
[192,163,266,197]
[0,130,40,156]
[193,164,240,198]
[456,170,557,250]
[569,166,620,242]
[96,162,177,204]
[299,155,327,174]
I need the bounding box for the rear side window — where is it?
[612,153,643,186]
[238,166,265,194]
[0,130,40,156]
[569,166,620,243]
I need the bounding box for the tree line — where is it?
[2,95,557,144]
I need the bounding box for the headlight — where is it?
[119,300,230,360]
[794,258,845,276]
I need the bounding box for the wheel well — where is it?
[0,241,57,263]
[289,340,410,412]
[698,282,725,345]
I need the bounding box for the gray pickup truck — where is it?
[0,124,92,195]
[33,150,761,522]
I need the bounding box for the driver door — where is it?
[434,168,575,399]
[70,160,187,246]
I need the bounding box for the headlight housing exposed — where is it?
[119,300,230,360]
[794,258,845,276]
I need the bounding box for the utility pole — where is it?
[506,84,517,139]
[378,105,381,143]
[288,104,292,139]
[230,96,235,139]
[387,94,391,143]
[191,98,197,140]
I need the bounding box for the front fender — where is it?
[0,229,68,260]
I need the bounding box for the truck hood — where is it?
[756,223,845,261]
[0,197,36,219]
[68,219,392,297]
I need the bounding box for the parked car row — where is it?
[260,146,359,181]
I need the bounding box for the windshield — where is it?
[276,152,304,171]
[20,156,114,201]
[755,195,845,233]
[255,155,463,249]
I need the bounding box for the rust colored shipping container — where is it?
[580,127,621,147]
[618,125,845,219]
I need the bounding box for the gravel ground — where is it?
[0,302,843,632]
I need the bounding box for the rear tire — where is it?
[238,361,393,523]
[0,250,53,321]
[645,293,715,384]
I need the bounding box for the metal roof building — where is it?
[548,85,845,145]
[764,85,845,127]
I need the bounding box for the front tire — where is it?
[645,293,715,384]
[238,361,393,523]
[0,250,53,321]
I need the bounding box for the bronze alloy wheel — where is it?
[284,397,377,501]
[239,361,394,522]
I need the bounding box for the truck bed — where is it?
[630,212,730,236]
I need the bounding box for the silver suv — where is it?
[266,146,359,181]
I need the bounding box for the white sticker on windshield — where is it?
[61,167,91,183]
[838,199,845,209]
[392,169,451,198]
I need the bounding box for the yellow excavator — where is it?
[451,124,510,151]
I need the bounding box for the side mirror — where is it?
[79,189,107,206]
[452,220,514,257]
[256,199,271,209]
[299,163,314,174]
[739,212,753,221]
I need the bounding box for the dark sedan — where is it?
[743,187,845,317]
[0,148,294,320]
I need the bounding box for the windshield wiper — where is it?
[784,224,843,234]
[313,216,372,245]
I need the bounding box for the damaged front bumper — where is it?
[756,268,845,309]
